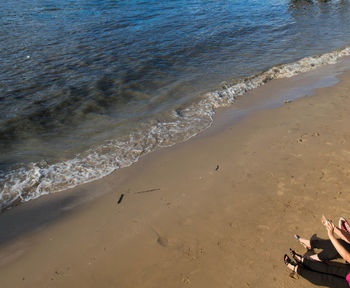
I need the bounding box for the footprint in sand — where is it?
[157,236,168,247]
[297,133,311,144]
[182,275,191,285]
[257,225,270,231]
[217,238,233,250]
[277,181,285,196]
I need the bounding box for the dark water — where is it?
[1,0,350,209]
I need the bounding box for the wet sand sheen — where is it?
[2,69,350,287]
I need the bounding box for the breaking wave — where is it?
[1,46,350,211]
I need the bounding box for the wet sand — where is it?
[2,68,350,287]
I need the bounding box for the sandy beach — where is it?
[2,64,350,287]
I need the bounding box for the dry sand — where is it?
[2,68,350,288]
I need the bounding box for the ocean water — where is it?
[2,0,350,210]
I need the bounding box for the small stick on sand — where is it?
[117,194,124,204]
[134,188,160,194]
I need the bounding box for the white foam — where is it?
[1,46,350,211]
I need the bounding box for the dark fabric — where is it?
[311,239,350,261]
[297,259,350,288]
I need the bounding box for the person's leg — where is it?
[302,258,350,278]
[311,239,350,261]
[285,255,349,288]
[295,236,337,261]
[295,235,311,249]
[310,238,335,250]
[297,265,349,288]
[308,254,323,261]
[311,238,340,261]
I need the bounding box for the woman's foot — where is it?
[284,254,298,273]
[290,248,303,263]
[295,235,311,250]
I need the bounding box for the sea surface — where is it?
[2,0,350,210]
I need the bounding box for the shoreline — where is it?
[2,64,350,287]
[3,54,350,220]
[3,47,350,212]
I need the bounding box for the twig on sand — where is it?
[134,188,160,194]
[117,188,160,205]
[117,194,124,204]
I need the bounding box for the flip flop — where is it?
[339,217,350,233]
[290,248,303,263]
